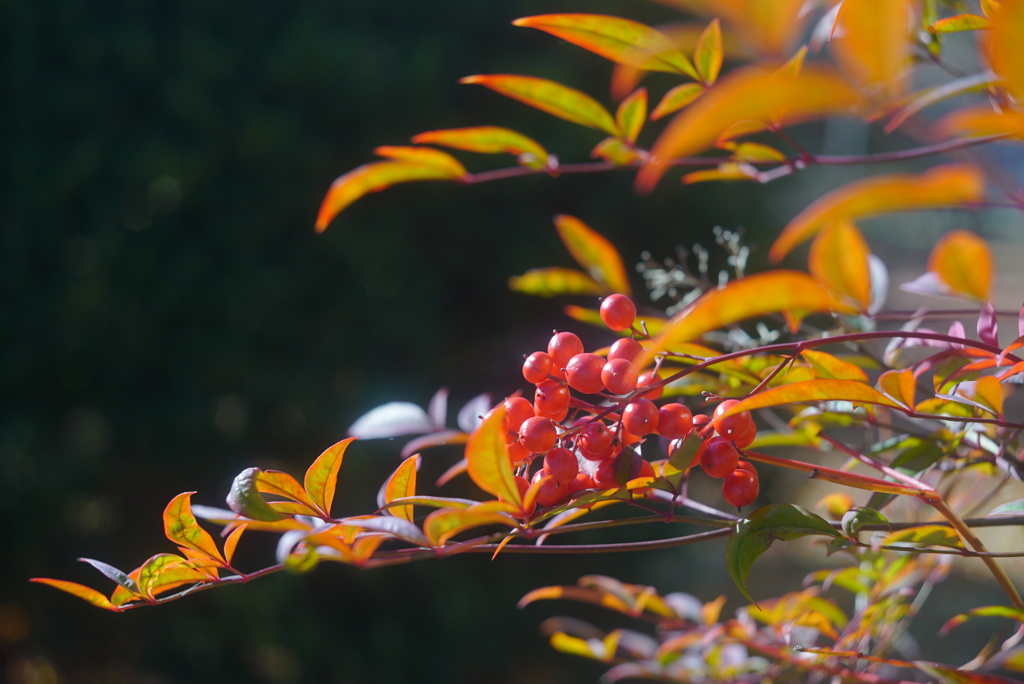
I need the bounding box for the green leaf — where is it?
[989,498,1024,517]
[726,504,842,602]
[840,507,888,539]
[614,87,647,144]
[882,525,963,549]
[226,467,288,522]
[303,437,353,518]
[554,215,632,296]
[138,554,219,598]
[693,18,723,85]
[163,492,225,563]
[508,267,605,297]
[929,13,992,33]
[942,605,1024,634]
[667,430,702,472]
[650,82,704,120]
[30,578,120,611]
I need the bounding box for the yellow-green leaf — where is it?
[411,126,549,165]
[256,470,320,515]
[984,0,1024,103]
[163,492,225,564]
[554,214,632,296]
[303,437,353,518]
[769,165,986,262]
[423,503,519,546]
[718,141,786,163]
[878,369,916,407]
[800,350,868,382]
[513,14,698,78]
[465,406,521,506]
[637,65,861,191]
[681,163,758,184]
[808,220,872,311]
[650,82,705,120]
[693,18,723,85]
[461,74,618,136]
[928,229,993,301]
[591,137,646,166]
[316,161,462,232]
[383,454,419,523]
[961,376,1004,417]
[882,525,964,549]
[711,380,903,426]
[930,13,992,33]
[30,578,119,611]
[372,146,468,177]
[615,87,647,144]
[508,267,605,297]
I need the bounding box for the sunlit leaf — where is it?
[223,524,246,566]
[712,380,902,427]
[372,146,468,177]
[882,525,963,549]
[382,454,419,523]
[304,437,353,518]
[942,605,1024,634]
[930,14,993,33]
[513,14,698,78]
[315,161,464,232]
[138,554,220,598]
[256,471,320,515]
[808,220,872,311]
[800,350,868,382]
[29,578,119,611]
[878,369,916,407]
[461,74,618,135]
[650,82,705,120]
[637,65,861,191]
[718,141,786,163]
[829,0,914,102]
[841,506,888,538]
[959,376,1004,417]
[726,504,842,602]
[465,405,521,506]
[508,267,605,297]
[769,165,986,262]
[682,163,758,184]
[693,18,723,85]
[928,229,993,301]
[615,88,647,144]
[591,137,646,166]
[164,492,225,563]
[746,588,848,640]
[411,126,549,166]
[554,215,632,296]
[637,271,855,367]
[423,503,519,546]
[935,104,1024,141]
[984,0,1024,103]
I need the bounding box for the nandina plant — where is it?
[34,1,1024,681]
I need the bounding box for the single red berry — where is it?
[657,403,693,439]
[503,396,535,434]
[700,436,739,478]
[601,358,639,395]
[578,421,613,454]
[565,353,607,395]
[531,470,569,507]
[622,398,659,436]
[507,441,531,465]
[637,370,663,400]
[534,379,570,420]
[714,399,756,444]
[591,459,619,489]
[608,337,643,363]
[600,294,637,332]
[543,446,579,485]
[567,471,592,494]
[519,415,557,453]
[722,468,759,508]
[522,351,553,385]
[692,413,711,435]
[547,332,584,370]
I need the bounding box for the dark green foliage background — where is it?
[0,1,784,682]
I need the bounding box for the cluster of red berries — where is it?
[497,294,761,516]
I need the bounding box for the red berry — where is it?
[601,358,639,395]
[522,351,553,384]
[637,370,663,400]
[543,447,579,485]
[534,379,570,420]
[531,470,569,507]
[578,421,613,454]
[714,400,756,444]
[608,337,643,363]
[591,459,619,489]
[519,416,557,453]
[622,398,659,436]
[600,294,637,332]
[657,403,693,439]
[503,396,535,434]
[565,353,607,395]
[567,471,592,494]
[722,468,759,508]
[700,437,739,479]
[547,332,584,370]
[507,441,531,465]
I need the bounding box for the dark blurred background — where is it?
[3,1,1012,682]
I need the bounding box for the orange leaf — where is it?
[615,88,647,145]
[508,267,605,297]
[465,406,521,506]
[637,65,861,192]
[878,369,916,408]
[315,161,463,232]
[461,74,618,136]
[693,18,723,85]
[934,105,1024,140]
[650,82,705,120]
[383,454,419,523]
[800,350,868,382]
[423,503,519,547]
[829,0,915,102]
[554,215,632,296]
[718,141,786,163]
[808,220,872,311]
[591,137,646,166]
[512,14,698,78]
[223,524,246,566]
[30,578,119,611]
[984,0,1024,103]
[927,230,993,301]
[256,470,320,515]
[769,165,986,262]
[411,126,549,165]
[636,271,855,368]
[961,376,1004,417]
[163,492,225,564]
[303,437,353,518]
[682,163,758,184]
[372,146,468,177]
[712,380,903,425]
[930,14,992,33]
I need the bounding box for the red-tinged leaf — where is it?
[591,137,646,166]
[315,161,464,232]
[682,163,759,185]
[637,271,855,367]
[984,0,1024,103]
[465,405,521,506]
[930,14,992,33]
[717,141,786,163]
[423,503,519,546]
[164,492,225,564]
[637,65,861,191]
[615,88,647,144]
[519,585,633,613]
[978,301,999,347]
[915,662,1023,684]
[650,82,704,120]
[982,0,1001,18]
[461,74,618,136]
[928,229,993,301]
[693,18,723,85]
[960,376,1005,417]
[382,454,419,523]
[256,470,319,515]
[372,146,468,177]
[934,105,1024,140]
[878,369,916,407]
[554,214,632,296]
[303,437,353,518]
[138,554,220,599]
[800,350,868,382]
[401,430,469,459]
[829,0,914,102]
[382,495,476,512]
[508,267,605,297]
[223,524,246,566]
[998,360,1024,381]
[769,165,986,262]
[411,126,549,166]
[512,14,698,78]
[436,458,469,488]
[30,578,120,611]
[712,381,902,430]
[943,605,1024,635]
[808,220,872,311]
